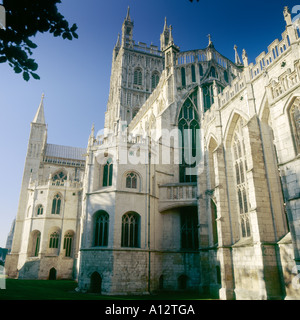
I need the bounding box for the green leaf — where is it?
[70,24,78,32]
[14,66,22,73]
[72,32,78,39]
[0,56,7,63]
[23,71,30,81]
[30,72,40,80]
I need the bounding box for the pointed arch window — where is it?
[49,231,59,249]
[103,158,113,187]
[202,83,214,112]
[63,232,73,257]
[181,67,186,87]
[36,204,43,216]
[51,194,62,215]
[232,118,251,238]
[121,212,140,248]
[94,211,109,247]
[199,64,203,77]
[151,72,160,90]
[126,172,137,189]
[30,231,41,257]
[134,68,142,85]
[191,65,196,82]
[289,98,300,154]
[178,90,200,183]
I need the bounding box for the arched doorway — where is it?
[49,267,56,280]
[90,272,102,293]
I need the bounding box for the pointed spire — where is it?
[234,45,242,65]
[116,33,120,47]
[163,17,168,31]
[242,49,248,67]
[207,34,214,48]
[126,6,131,21]
[169,25,174,44]
[33,93,45,124]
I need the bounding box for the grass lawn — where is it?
[0,279,209,300]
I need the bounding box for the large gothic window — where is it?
[202,83,214,112]
[151,72,159,91]
[180,207,198,250]
[94,211,109,247]
[232,118,251,238]
[63,232,74,257]
[121,212,140,248]
[51,194,62,215]
[103,158,113,187]
[134,68,142,85]
[178,90,200,183]
[49,231,59,249]
[289,98,300,154]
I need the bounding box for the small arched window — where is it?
[36,204,43,216]
[49,231,59,249]
[51,194,62,214]
[134,68,142,85]
[210,66,217,78]
[103,158,113,187]
[94,211,109,247]
[151,72,159,90]
[126,172,137,189]
[63,232,73,257]
[121,212,140,248]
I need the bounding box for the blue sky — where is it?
[0,0,298,247]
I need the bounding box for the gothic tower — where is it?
[5,95,47,277]
[104,7,164,132]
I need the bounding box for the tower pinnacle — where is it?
[32,93,45,124]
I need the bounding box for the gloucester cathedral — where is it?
[5,7,300,299]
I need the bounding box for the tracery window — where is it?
[126,172,137,189]
[121,212,140,248]
[63,232,73,257]
[36,204,43,216]
[51,194,62,215]
[94,211,109,247]
[103,158,113,187]
[49,231,59,249]
[151,72,159,90]
[289,99,300,154]
[134,68,142,85]
[178,89,200,183]
[232,118,251,238]
[52,171,67,186]
[202,83,214,111]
